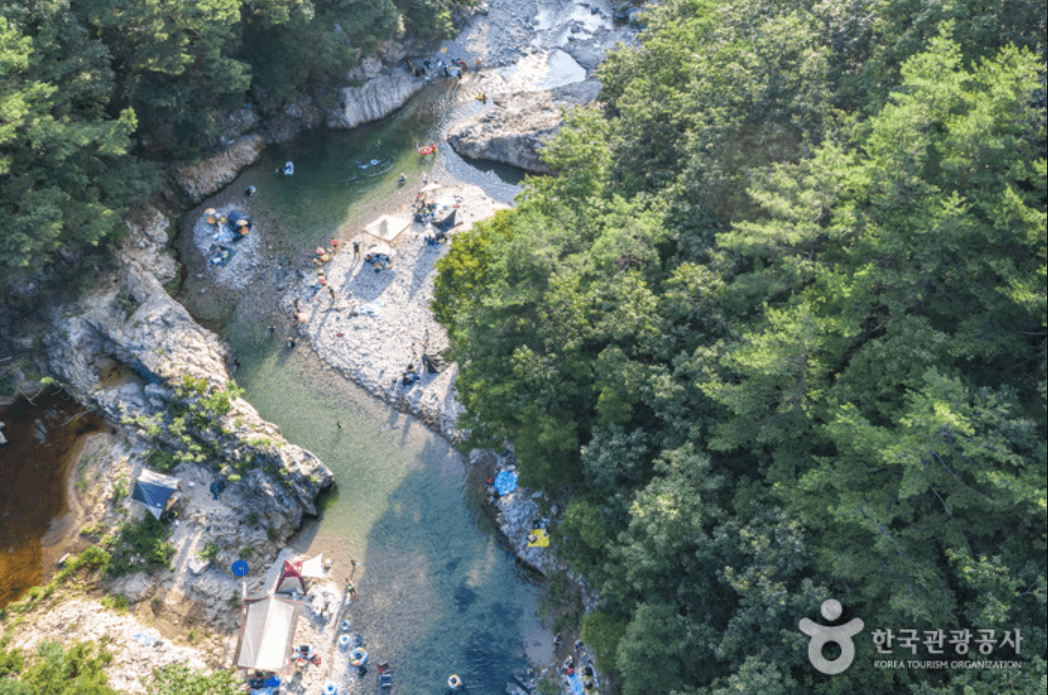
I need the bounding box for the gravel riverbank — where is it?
[285,182,508,437]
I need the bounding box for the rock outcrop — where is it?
[447,81,602,173]
[329,67,425,130]
[172,134,266,204]
[44,204,334,536]
[476,448,603,616]
[259,93,327,144]
[9,599,212,695]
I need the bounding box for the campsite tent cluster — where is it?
[234,555,327,674]
[127,467,328,678]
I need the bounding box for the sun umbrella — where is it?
[236,218,249,227]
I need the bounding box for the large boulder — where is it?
[329,67,425,130]
[43,235,335,538]
[446,81,602,173]
[172,135,266,204]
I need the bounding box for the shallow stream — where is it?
[190,86,550,692]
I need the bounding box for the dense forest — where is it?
[433,0,1047,693]
[1,0,459,285]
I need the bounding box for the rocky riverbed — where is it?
[284,181,506,438]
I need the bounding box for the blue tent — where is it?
[131,469,181,519]
[494,470,518,497]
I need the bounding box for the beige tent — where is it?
[233,596,302,672]
[363,215,411,245]
[299,553,325,578]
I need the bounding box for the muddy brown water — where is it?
[0,388,105,607]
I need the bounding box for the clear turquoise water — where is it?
[213,91,544,693]
[229,86,524,258]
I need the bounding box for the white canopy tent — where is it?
[233,596,302,672]
[363,215,411,245]
[299,553,325,578]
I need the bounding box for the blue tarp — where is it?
[494,470,518,496]
[131,632,157,647]
[131,470,180,519]
[248,675,281,695]
[568,673,584,695]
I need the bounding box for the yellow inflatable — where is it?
[527,529,550,548]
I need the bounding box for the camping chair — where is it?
[378,662,393,689]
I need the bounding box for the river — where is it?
[180,85,551,693]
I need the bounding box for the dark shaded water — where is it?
[0,389,104,607]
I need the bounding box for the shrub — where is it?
[12,640,118,694]
[145,663,241,695]
[105,517,175,578]
[581,610,628,674]
[100,594,130,612]
[111,474,129,502]
[0,647,24,676]
[149,449,179,473]
[536,676,561,695]
[196,543,220,563]
[115,286,139,318]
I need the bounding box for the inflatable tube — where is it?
[419,145,436,155]
[323,683,338,695]
[340,620,352,632]
[338,634,351,649]
[351,648,368,666]
[448,674,462,690]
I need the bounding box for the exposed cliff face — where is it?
[171,134,266,204]
[446,81,602,173]
[258,93,327,144]
[329,67,426,130]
